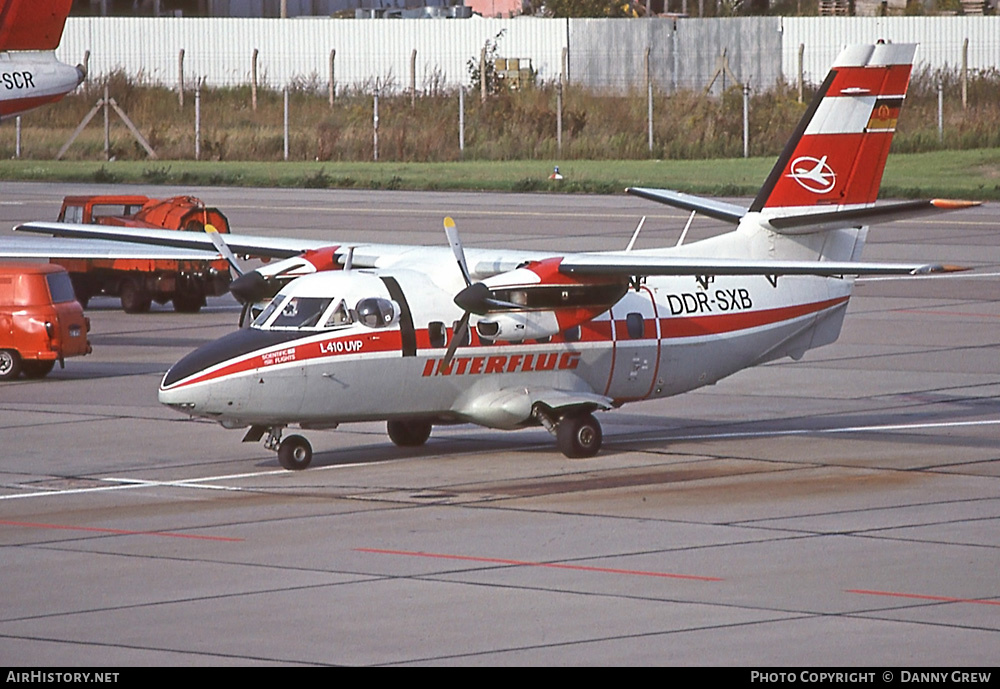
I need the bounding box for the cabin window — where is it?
[564,325,581,342]
[429,321,447,348]
[355,297,397,329]
[626,312,645,340]
[453,320,470,347]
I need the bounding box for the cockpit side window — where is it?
[323,299,353,328]
[355,297,398,329]
[251,297,283,328]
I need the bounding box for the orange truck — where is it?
[53,195,233,313]
[0,263,91,380]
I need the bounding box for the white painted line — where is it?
[662,418,1000,443]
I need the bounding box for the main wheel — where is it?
[120,278,151,314]
[21,360,55,379]
[387,419,432,447]
[556,412,603,459]
[0,349,22,381]
[278,434,313,470]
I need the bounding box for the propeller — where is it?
[441,217,522,366]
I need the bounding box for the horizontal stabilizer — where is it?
[626,187,746,224]
[765,199,981,235]
[560,254,965,278]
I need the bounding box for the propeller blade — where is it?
[205,224,245,277]
[444,216,472,287]
[442,311,470,368]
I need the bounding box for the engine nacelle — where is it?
[476,311,561,342]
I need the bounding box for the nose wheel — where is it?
[256,426,313,470]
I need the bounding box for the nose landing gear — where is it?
[250,426,314,471]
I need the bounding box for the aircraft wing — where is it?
[14,222,322,259]
[559,254,962,277]
[0,235,227,261]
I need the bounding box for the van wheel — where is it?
[21,360,55,379]
[0,350,22,381]
[120,278,151,314]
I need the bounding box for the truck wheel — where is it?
[120,279,151,314]
[556,412,603,459]
[173,292,204,313]
[0,350,22,381]
[387,419,432,447]
[21,360,55,379]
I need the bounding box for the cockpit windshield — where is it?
[252,295,359,331]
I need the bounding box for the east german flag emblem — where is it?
[867,97,903,131]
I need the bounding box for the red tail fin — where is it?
[750,42,916,213]
[0,0,72,51]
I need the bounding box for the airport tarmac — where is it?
[1,183,998,666]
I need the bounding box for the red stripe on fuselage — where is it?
[165,296,848,390]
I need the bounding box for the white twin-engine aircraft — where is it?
[12,42,979,469]
[0,0,84,120]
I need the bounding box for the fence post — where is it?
[178,49,185,108]
[645,47,653,154]
[283,87,289,161]
[557,81,563,153]
[410,49,417,109]
[961,38,968,110]
[480,46,487,103]
[15,116,20,159]
[797,43,804,104]
[937,76,943,144]
[743,83,750,158]
[194,82,201,160]
[103,83,110,161]
[329,49,336,107]
[252,48,259,112]
[373,87,379,162]
[459,86,465,156]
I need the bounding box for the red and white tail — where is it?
[750,42,916,215]
[0,0,72,51]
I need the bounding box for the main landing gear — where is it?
[533,406,603,459]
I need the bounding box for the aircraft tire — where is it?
[278,434,313,470]
[120,279,152,314]
[0,349,23,381]
[21,360,55,379]
[556,412,602,459]
[387,419,432,447]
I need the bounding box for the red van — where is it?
[0,263,91,380]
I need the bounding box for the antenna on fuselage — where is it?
[343,246,355,271]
